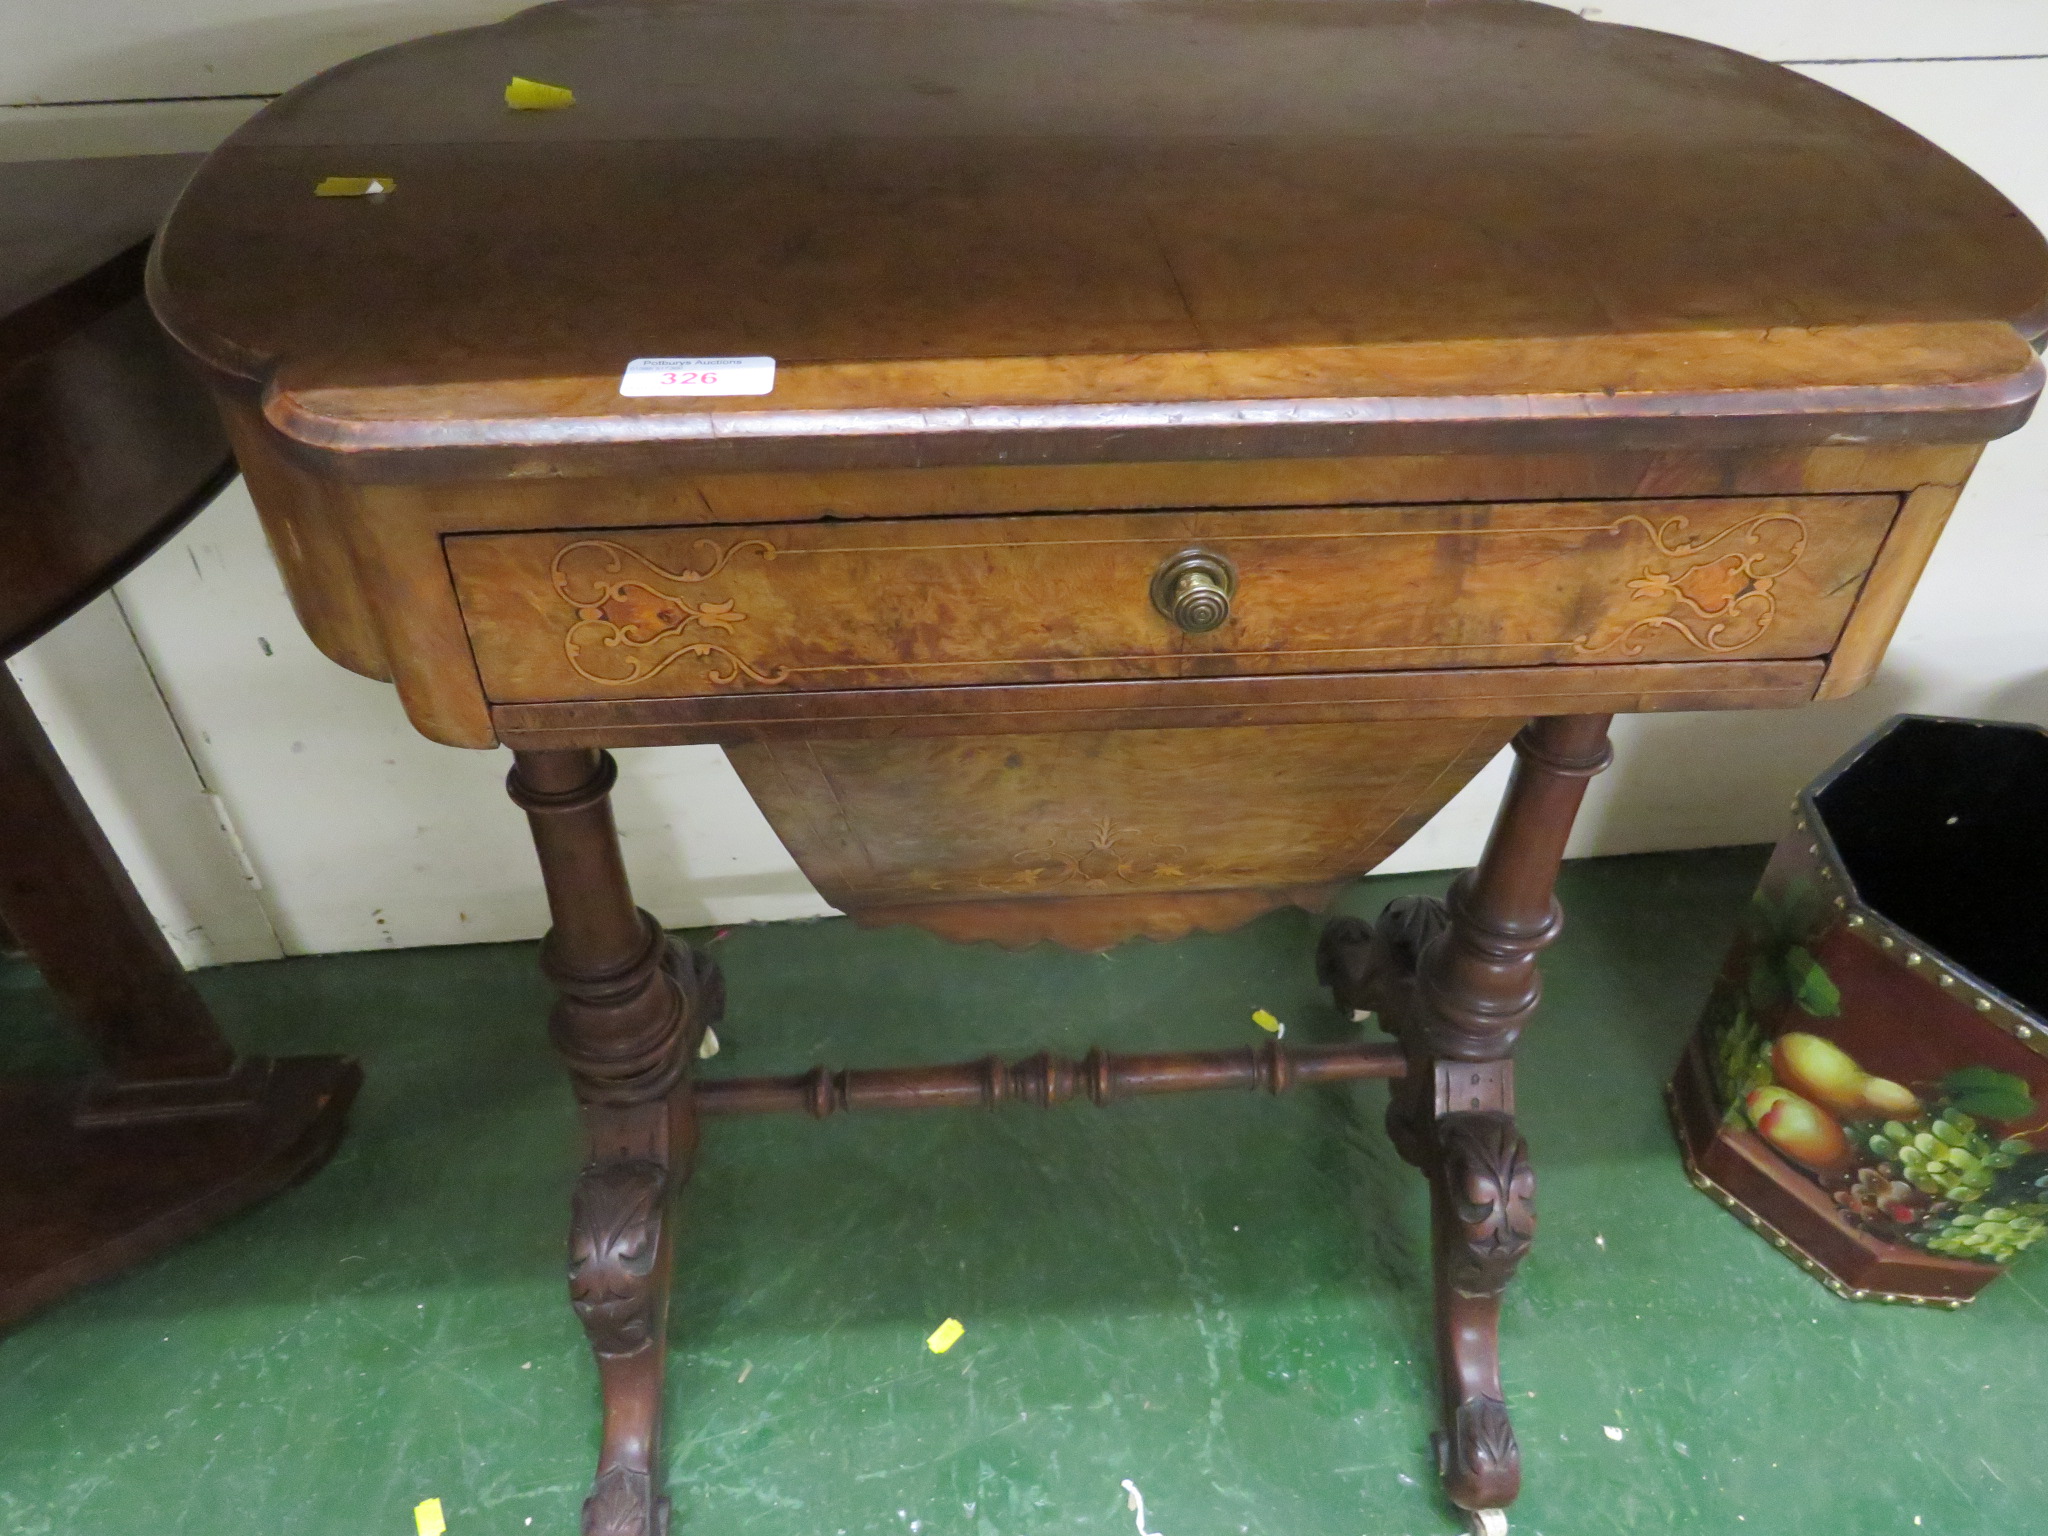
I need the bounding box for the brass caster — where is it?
[1465,1510,1508,1536]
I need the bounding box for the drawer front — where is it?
[446,495,1897,703]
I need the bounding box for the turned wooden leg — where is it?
[510,749,722,1536]
[1318,714,1612,1529]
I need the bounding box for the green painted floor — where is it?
[4,849,2044,1536]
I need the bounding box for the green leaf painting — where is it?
[1741,883,1841,1021]
[1749,878,1828,954]
[1941,1067,2038,1125]
[1784,946,1842,1017]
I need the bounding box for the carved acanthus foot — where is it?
[1430,1109,1534,1513]
[583,1465,669,1536]
[1440,1111,1535,1297]
[1434,1395,1519,1506]
[570,1156,669,1356]
[567,1139,678,1536]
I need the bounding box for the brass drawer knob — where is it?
[1151,548,1237,634]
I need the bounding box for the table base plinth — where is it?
[0,1055,361,1329]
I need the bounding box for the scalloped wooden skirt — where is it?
[726,719,1518,951]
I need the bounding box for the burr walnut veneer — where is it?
[148,2,2048,1531]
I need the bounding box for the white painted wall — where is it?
[1541,1,2048,60]
[111,482,828,957]
[8,3,2048,962]
[5,595,282,965]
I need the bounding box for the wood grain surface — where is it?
[221,443,1971,749]
[489,658,1830,750]
[0,155,230,656]
[449,495,1897,703]
[727,718,1518,946]
[0,153,357,1332]
[148,0,2048,476]
[0,155,200,376]
[133,4,2048,1522]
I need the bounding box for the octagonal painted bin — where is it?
[1671,715,2048,1306]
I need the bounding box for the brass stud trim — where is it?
[1666,1088,1973,1309]
[1839,898,2048,1061]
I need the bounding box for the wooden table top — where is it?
[1,153,229,656]
[149,0,2048,476]
[1,154,200,379]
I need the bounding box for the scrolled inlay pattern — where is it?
[1574,511,1809,656]
[553,538,790,687]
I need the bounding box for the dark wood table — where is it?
[145,3,2048,1532]
[0,155,360,1328]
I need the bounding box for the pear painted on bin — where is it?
[1746,1085,1855,1173]
[1772,1031,1922,1120]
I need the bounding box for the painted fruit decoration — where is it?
[1771,1032,1920,1121]
[1708,877,2048,1267]
[1744,1083,1854,1173]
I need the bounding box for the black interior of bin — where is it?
[1816,717,2048,1018]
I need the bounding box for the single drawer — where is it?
[446,495,1898,703]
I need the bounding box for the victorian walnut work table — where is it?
[147,2,2048,1531]
[0,155,359,1327]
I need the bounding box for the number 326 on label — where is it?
[619,356,776,397]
